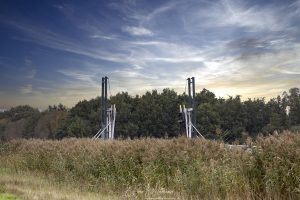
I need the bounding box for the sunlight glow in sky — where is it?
[0,0,300,108]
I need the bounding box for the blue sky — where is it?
[0,0,300,108]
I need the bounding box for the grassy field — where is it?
[0,193,21,200]
[0,168,117,200]
[1,132,300,199]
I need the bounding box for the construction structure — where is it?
[93,76,203,139]
[93,76,116,140]
[179,77,205,139]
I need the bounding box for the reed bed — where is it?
[1,132,300,199]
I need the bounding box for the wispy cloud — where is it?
[24,58,32,65]
[122,26,153,36]
[57,69,96,84]
[190,0,297,33]
[25,68,36,79]
[53,3,120,41]
[1,0,300,108]
[20,84,33,94]
[23,58,37,79]
[1,20,126,63]
[113,68,159,80]
[90,34,117,40]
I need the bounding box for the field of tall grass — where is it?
[1,132,300,199]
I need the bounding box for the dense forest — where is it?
[0,87,299,143]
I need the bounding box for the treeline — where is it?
[0,88,299,142]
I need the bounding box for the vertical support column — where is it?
[188,110,192,138]
[112,104,116,139]
[183,105,188,138]
[104,76,108,139]
[187,78,192,108]
[101,77,105,139]
[108,106,112,139]
[179,77,198,139]
[191,77,196,133]
[97,76,116,140]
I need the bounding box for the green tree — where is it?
[243,98,268,137]
[0,124,6,141]
[218,96,246,142]
[136,90,164,137]
[197,103,220,139]
[110,92,139,138]
[194,89,220,139]
[159,89,180,137]
[67,116,91,137]
[263,113,285,133]
[7,105,39,121]
[195,88,218,105]
[22,112,41,138]
[69,98,100,137]
[262,96,287,134]
[285,88,300,126]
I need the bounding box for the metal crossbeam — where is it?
[93,122,111,140]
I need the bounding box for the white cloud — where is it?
[195,0,294,32]
[122,26,153,36]
[57,69,96,84]
[23,58,37,79]
[26,68,36,79]
[113,69,159,80]
[203,45,300,99]
[90,34,116,40]
[24,58,32,65]
[2,20,127,63]
[142,2,177,23]
[20,84,33,94]
[125,40,207,64]
[280,70,300,75]
[2,0,300,108]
